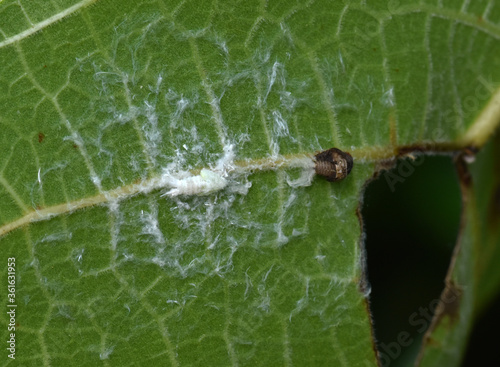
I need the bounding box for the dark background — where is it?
[361,154,499,366]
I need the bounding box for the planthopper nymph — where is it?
[314,148,353,182]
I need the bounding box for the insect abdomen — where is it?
[315,160,336,178]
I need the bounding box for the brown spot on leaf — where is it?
[424,336,441,347]
[455,153,473,188]
[396,142,461,156]
[434,281,463,324]
[416,281,463,364]
[38,132,45,143]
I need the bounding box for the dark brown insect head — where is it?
[314,148,353,182]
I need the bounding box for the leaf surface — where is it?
[1,1,500,366]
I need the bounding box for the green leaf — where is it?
[1,1,499,366]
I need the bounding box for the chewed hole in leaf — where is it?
[361,155,461,366]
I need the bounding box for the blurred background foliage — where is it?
[362,143,500,366]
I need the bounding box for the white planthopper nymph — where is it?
[162,169,227,197]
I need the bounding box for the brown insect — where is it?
[314,148,353,182]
